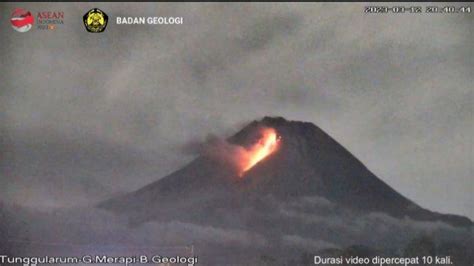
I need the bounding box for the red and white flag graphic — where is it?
[11,8,34,33]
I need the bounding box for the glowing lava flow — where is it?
[241,128,280,174]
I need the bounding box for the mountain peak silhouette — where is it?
[100,117,472,227]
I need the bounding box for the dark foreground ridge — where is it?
[100,116,472,227]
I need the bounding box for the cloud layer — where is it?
[1,3,472,219]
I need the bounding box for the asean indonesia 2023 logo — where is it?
[10,8,35,32]
[83,8,108,33]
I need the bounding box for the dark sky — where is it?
[1,3,472,218]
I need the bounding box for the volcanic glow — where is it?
[240,127,280,174]
[202,127,280,176]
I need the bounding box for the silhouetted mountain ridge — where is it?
[100,116,472,227]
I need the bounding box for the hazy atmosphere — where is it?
[1,2,472,221]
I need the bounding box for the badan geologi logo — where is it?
[10,8,34,32]
[83,8,108,33]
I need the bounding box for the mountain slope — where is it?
[100,117,472,227]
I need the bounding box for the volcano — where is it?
[100,117,471,228]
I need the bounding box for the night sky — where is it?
[1,3,472,219]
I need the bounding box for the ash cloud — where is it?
[181,126,274,174]
[199,135,248,172]
[180,134,247,173]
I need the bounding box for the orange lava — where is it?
[240,127,280,174]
